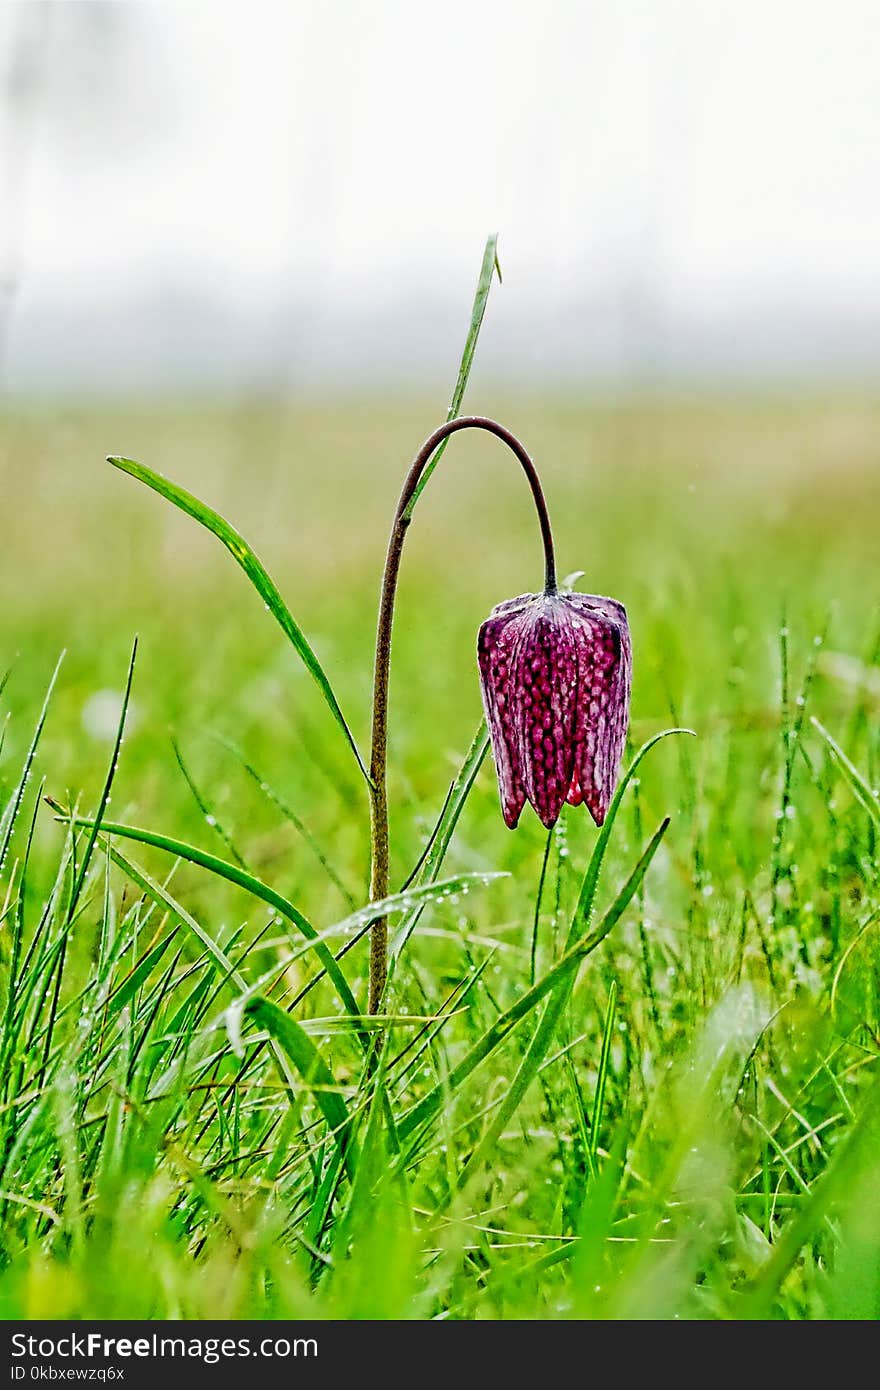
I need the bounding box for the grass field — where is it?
[1,387,879,1319]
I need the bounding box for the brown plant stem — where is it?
[367,415,557,1013]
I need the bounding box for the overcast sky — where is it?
[2,0,880,391]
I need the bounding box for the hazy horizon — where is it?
[3,0,880,394]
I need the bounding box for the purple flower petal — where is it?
[512,598,578,829]
[477,589,631,831]
[477,605,529,828]
[567,596,632,826]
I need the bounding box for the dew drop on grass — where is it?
[205,814,217,828]
[554,817,569,860]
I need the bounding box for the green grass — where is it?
[0,380,879,1319]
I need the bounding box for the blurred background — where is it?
[3,0,880,395]
[1,0,878,916]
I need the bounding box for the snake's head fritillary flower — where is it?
[477,591,632,830]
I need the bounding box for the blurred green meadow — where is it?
[0,390,879,1319]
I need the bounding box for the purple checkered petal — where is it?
[478,590,631,831]
[512,598,579,829]
[566,595,632,826]
[477,603,530,828]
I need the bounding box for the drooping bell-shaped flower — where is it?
[477,591,631,830]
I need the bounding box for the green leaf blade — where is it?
[107,455,369,783]
[244,995,355,1179]
[402,233,501,519]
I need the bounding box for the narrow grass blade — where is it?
[299,1011,467,1036]
[401,234,501,520]
[387,954,495,1103]
[738,1076,880,1316]
[126,952,184,1082]
[454,817,670,1187]
[55,809,503,1037]
[417,721,490,883]
[811,716,880,828]
[830,910,880,1016]
[104,930,179,1019]
[53,1070,85,1258]
[107,455,369,783]
[48,809,360,1020]
[214,733,358,907]
[530,829,555,988]
[447,234,501,419]
[100,845,354,1169]
[242,995,355,1179]
[445,730,691,1178]
[99,842,243,989]
[302,1144,347,1255]
[398,816,670,1153]
[391,721,490,957]
[569,1119,632,1316]
[568,728,693,950]
[328,870,505,940]
[562,1047,593,1183]
[68,638,137,920]
[0,781,44,1089]
[0,653,63,877]
[172,737,246,870]
[589,979,618,1167]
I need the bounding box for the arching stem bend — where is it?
[367,416,557,1013]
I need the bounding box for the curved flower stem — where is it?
[367,415,557,1013]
